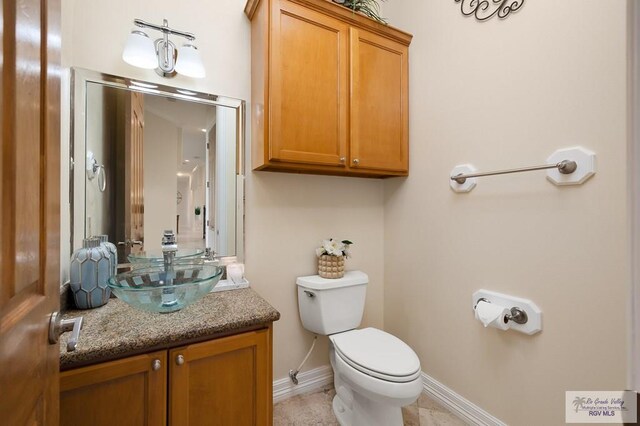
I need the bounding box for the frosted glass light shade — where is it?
[175,44,205,78]
[122,30,157,69]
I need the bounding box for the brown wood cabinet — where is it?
[170,328,272,425]
[246,0,412,177]
[60,351,167,426]
[60,327,273,426]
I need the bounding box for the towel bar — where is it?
[451,159,577,185]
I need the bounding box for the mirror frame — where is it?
[70,67,246,264]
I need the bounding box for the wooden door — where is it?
[169,327,272,426]
[269,0,349,167]
[60,351,167,426]
[123,91,145,257]
[0,0,61,424]
[350,27,409,173]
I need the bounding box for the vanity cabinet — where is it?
[246,0,412,177]
[60,328,272,426]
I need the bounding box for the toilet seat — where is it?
[330,328,421,383]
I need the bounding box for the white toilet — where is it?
[296,271,423,426]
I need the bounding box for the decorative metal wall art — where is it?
[455,0,525,22]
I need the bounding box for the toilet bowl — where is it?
[329,328,423,426]
[296,272,422,426]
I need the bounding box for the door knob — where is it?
[152,359,162,371]
[352,158,360,166]
[49,312,84,352]
[339,157,346,163]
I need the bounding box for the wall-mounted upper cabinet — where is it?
[246,0,412,178]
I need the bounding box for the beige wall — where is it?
[382,0,630,424]
[246,173,384,379]
[61,0,385,381]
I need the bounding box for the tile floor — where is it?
[273,386,467,425]
[176,225,206,250]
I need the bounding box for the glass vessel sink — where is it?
[128,248,205,264]
[107,263,223,313]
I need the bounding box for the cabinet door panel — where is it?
[350,27,409,172]
[170,327,272,426]
[60,351,167,426]
[270,0,348,167]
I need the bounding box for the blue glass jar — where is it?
[70,237,111,309]
[96,234,117,276]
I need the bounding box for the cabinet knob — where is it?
[352,158,360,166]
[176,354,185,365]
[152,359,161,371]
[339,157,346,163]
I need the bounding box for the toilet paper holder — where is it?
[474,298,528,325]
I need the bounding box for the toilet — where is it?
[296,271,423,426]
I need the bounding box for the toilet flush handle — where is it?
[303,290,315,298]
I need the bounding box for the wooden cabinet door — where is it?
[60,351,167,426]
[350,27,409,173]
[269,0,349,167]
[170,327,272,426]
[0,0,61,424]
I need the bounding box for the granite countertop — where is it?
[60,288,280,370]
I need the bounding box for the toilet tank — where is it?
[296,271,368,335]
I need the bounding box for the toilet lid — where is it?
[330,328,421,382]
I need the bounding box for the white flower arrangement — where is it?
[315,238,354,258]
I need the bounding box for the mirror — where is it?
[71,68,245,263]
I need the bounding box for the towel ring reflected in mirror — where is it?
[86,150,106,193]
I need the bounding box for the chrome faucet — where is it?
[160,230,179,308]
[161,230,178,272]
[205,247,216,261]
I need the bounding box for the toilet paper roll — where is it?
[475,300,510,331]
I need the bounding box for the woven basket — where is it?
[318,255,345,279]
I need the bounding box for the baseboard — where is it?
[273,365,333,404]
[421,372,507,426]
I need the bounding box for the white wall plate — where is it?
[449,164,477,193]
[546,146,596,186]
[472,289,542,335]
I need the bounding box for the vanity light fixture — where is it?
[122,18,205,79]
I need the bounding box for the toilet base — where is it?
[332,391,404,426]
[332,393,351,426]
